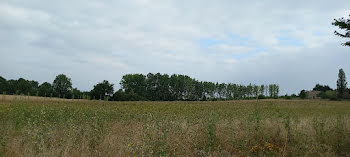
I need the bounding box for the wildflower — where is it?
[250,145,259,152]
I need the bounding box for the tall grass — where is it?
[0,95,350,156]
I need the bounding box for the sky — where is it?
[0,0,350,95]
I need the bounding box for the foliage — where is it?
[72,88,83,99]
[121,74,146,98]
[120,73,279,101]
[1,98,350,156]
[299,90,307,99]
[313,84,332,92]
[258,94,266,99]
[1,78,39,96]
[90,80,114,100]
[6,80,17,95]
[337,69,347,99]
[38,82,52,97]
[0,76,7,94]
[318,90,337,100]
[284,94,292,99]
[268,84,279,98]
[52,74,72,98]
[0,73,280,101]
[332,14,350,46]
[113,89,146,101]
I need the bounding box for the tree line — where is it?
[298,68,349,100]
[0,73,280,101]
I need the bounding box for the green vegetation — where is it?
[90,80,114,100]
[333,14,350,46]
[0,97,350,156]
[118,73,279,101]
[337,68,348,99]
[52,74,72,98]
[298,68,350,100]
[0,73,279,101]
[299,90,307,99]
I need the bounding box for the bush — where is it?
[284,96,292,99]
[318,90,336,100]
[113,90,147,101]
[258,95,265,99]
[299,90,307,99]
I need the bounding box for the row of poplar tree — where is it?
[119,73,279,101]
[0,73,279,101]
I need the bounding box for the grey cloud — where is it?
[0,0,349,94]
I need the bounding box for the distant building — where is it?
[306,91,321,99]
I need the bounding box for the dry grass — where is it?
[1,95,350,156]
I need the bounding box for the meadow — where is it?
[0,95,350,156]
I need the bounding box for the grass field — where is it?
[1,95,350,156]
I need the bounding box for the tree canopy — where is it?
[119,73,279,101]
[52,74,72,98]
[332,14,350,46]
[337,68,347,99]
[313,84,332,92]
[38,82,52,97]
[90,80,114,100]
[0,76,7,94]
[299,90,307,99]
[0,73,281,101]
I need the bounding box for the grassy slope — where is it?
[1,95,350,156]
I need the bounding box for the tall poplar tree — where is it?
[337,68,347,99]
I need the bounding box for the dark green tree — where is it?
[226,83,234,100]
[121,74,147,98]
[157,73,171,100]
[299,90,307,99]
[332,14,350,46]
[337,68,347,99]
[169,74,185,100]
[253,85,259,98]
[113,89,127,101]
[90,80,114,100]
[6,80,17,95]
[52,74,72,98]
[113,89,146,101]
[72,88,82,99]
[259,85,265,96]
[0,76,7,94]
[193,81,204,100]
[232,84,239,99]
[38,82,52,97]
[269,84,274,98]
[29,80,39,96]
[313,84,332,92]
[16,78,32,95]
[183,76,195,100]
[246,83,253,98]
[268,84,279,98]
[145,73,172,101]
[203,81,215,99]
[117,73,279,101]
[217,83,227,99]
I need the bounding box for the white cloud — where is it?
[207,44,253,56]
[0,0,349,94]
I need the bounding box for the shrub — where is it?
[284,96,292,99]
[318,91,336,100]
[299,90,307,99]
[258,95,265,99]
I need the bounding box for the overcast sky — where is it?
[1,0,350,94]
